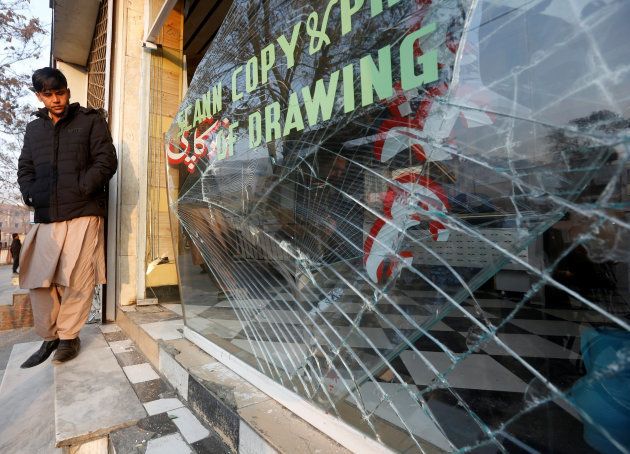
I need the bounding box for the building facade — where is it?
[0,203,30,248]
[50,0,630,452]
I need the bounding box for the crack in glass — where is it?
[165,0,630,451]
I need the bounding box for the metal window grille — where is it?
[86,0,109,323]
[86,0,108,109]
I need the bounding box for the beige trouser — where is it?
[30,284,95,340]
[22,216,103,341]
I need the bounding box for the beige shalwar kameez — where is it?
[19,216,105,340]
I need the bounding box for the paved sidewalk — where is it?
[0,264,25,307]
[0,264,37,382]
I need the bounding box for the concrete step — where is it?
[53,325,147,448]
[117,305,350,454]
[101,323,231,453]
[0,341,61,453]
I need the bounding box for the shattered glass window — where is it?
[165,0,630,451]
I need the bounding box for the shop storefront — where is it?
[161,0,630,452]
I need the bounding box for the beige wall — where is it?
[109,0,184,306]
[56,61,88,106]
[145,5,183,286]
[109,0,147,306]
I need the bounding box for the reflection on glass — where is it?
[166,1,630,452]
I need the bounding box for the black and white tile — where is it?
[175,273,629,452]
[100,324,231,453]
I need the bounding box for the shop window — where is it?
[166,1,630,452]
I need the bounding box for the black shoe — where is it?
[20,339,60,368]
[52,338,81,364]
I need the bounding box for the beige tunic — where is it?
[19,216,106,290]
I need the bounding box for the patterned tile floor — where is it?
[99,324,228,454]
[178,281,630,453]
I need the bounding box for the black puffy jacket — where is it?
[17,103,118,223]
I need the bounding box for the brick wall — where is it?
[0,293,33,331]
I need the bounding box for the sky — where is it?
[0,0,51,203]
[0,1,50,137]
[20,0,52,109]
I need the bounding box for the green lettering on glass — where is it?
[260,44,275,85]
[201,91,212,120]
[360,45,393,107]
[193,98,204,128]
[212,83,222,115]
[370,0,401,17]
[264,101,282,142]
[177,111,187,136]
[305,0,338,55]
[216,131,227,160]
[277,22,301,69]
[184,105,193,130]
[342,64,355,113]
[227,122,238,157]
[302,70,339,126]
[245,56,259,93]
[400,22,438,90]
[340,0,364,35]
[249,111,262,147]
[283,92,305,135]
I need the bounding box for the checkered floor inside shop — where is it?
[179,281,629,452]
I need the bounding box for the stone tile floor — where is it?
[0,264,25,307]
[101,324,228,454]
[0,326,39,382]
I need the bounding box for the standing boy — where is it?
[17,67,117,367]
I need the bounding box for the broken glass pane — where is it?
[166,0,630,451]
